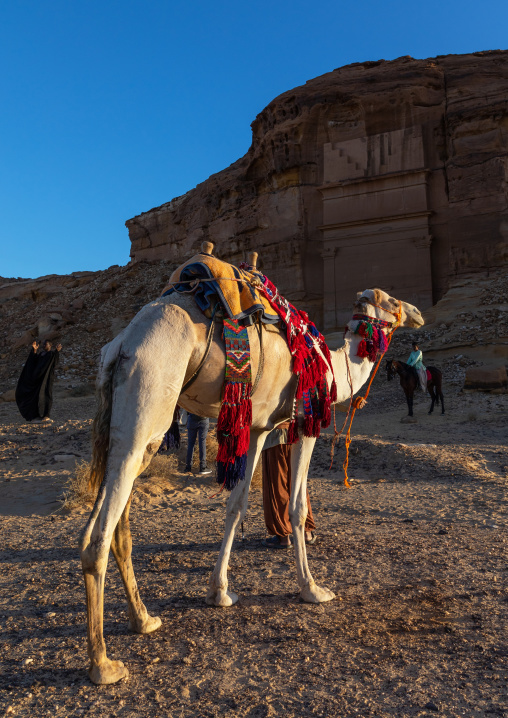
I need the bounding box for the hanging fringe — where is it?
[216,320,252,490]
[356,322,390,362]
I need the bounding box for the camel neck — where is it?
[330,332,378,403]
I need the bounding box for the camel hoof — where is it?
[89,659,128,686]
[129,614,162,634]
[205,588,239,607]
[299,583,335,604]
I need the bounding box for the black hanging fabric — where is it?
[15,348,59,421]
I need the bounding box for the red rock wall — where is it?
[126,51,508,330]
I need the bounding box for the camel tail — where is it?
[88,342,120,496]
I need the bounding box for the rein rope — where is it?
[331,299,403,487]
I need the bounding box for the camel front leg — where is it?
[206,430,269,607]
[110,496,161,635]
[290,437,335,604]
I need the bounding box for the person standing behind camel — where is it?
[16,339,62,423]
[407,341,427,391]
[184,413,212,475]
[261,423,316,548]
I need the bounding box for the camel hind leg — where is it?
[80,462,137,685]
[81,361,189,680]
[110,496,162,635]
[80,445,167,685]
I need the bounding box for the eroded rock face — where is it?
[126,51,508,330]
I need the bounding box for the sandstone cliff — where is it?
[127,51,508,330]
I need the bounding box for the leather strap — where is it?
[180,306,218,394]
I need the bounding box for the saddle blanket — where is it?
[163,253,279,325]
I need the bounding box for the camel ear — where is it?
[356,292,363,300]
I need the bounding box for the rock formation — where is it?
[126,51,508,330]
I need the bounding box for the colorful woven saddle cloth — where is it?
[162,252,279,325]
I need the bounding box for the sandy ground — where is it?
[0,381,507,717]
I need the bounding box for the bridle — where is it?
[354,296,403,329]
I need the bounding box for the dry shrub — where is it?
[140,452,179,481]
[60,459,95,511]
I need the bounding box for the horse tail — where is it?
[88,343,121,496]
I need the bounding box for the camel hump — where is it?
[247,251,258,269]
[201,241,214,255]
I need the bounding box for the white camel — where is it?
[79,266,424,684]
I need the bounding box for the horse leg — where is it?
[110,496,162,635]
[428,385,435,414]
[290,436,335,603]
[405,390,413,416]
[207,430,269,607]
[440,389,445,414]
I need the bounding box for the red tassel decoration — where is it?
[287,419,299,444]
[357,340,369,358]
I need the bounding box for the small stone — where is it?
[45,612,56,618]
[152,657,160,664]
[23,658,34,665]
[438,529,448,535]
[53,454,76,462]
[425,701,439,711]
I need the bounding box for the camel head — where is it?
[355,288,424,329]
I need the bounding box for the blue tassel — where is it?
[216,453,248,490]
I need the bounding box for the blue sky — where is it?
[1,0,507,278]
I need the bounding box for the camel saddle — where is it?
[162,252,280,326]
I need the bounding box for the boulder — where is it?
[0,389,16,402]
[464,366,508,391]
[12,328,37,351]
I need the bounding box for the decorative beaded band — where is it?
[351,314,393,328]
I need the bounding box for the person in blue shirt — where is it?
[407,342,427,391]
[184,413,212,475]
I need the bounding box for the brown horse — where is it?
[386,359,445,416]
